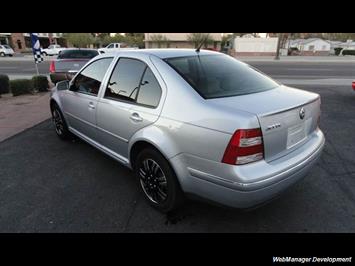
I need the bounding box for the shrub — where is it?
[0,74,10,95]
[342,49,355,56]
[334,47,343,56]
[10,79,33,96]
[32,75,49,92]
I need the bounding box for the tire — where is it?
[51,103,72,140]
[0,52,5,57]
[8,54,13,57]
[134,148,184,213]
[42,52,47,56]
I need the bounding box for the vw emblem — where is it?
[299,108,305,120]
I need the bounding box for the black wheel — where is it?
[42,52,47,56]
[8,54,13,57]
[51,103,72,140]
[135,148,184,213]
[0,52,5,57]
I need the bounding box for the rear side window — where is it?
[165,54,279,99]
[72,57,113,96]
[58,49,99,59]
[105,58,162,108]
[136,67,162,107]
[105,58,146,102]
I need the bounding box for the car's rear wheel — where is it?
[51,103,71,140]
[42,52,47,56]
[135,148,184,213]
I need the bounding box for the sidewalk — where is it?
[0,92,51,142]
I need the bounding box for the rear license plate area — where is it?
[287,122,306,149]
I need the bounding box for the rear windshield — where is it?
[58,49,98,59]
[3,45,11,49]
[165,54,279,99]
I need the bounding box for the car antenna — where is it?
[196,34,210,53]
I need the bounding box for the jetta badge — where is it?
[299,108,305,120]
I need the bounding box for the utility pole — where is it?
[275,33,282,60]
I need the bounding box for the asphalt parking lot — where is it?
[1,61,355,232]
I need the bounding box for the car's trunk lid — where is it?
[208,85,321,162]
[54,59,89,72]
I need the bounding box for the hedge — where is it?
[32,75,49,92]
[0,74,10,95]
[342,49,355,56]
[10,79,33,96]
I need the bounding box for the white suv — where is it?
[0,44,14,57]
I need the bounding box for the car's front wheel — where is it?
[0,52,5,57]
[51,103,71,140]
[135,148,184,213]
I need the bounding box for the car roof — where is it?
[97,48,219,59]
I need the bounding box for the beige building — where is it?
[144,33,223,50]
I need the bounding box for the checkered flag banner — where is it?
[30,33,43,64]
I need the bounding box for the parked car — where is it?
[98,43,138,54]
[49,48,99,84]
[0,44,14,57]
[352,81,355,90]
[288,47,300,56]
[41,44,66,56]
[50,49,325,213]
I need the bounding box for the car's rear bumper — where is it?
[170,128,325,208]
[50,72,73,84]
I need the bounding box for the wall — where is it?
[233,37,278,56]
[10,33,26,52]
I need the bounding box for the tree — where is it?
[125,33,145,48]
[149,34,170,48]
[63,33,94,48]
[187,33,214,49]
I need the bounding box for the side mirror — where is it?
[56,80,69,91]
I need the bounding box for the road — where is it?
[0,56,354,85]
[1,57,355,232]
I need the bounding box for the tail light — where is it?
[49,61,55,73]
[352,81,355,90]
[222,128,264,165]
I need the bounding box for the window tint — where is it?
[72,58,113,96]
[105,58,146,102]
[136,67,162,107]
[58,49,99,59]
[165,54,279,99]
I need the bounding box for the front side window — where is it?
[165,54,279,99]
[72,57,113,96]
[105,58,146,102]
[107,44,114,49]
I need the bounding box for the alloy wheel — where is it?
[52,108,64,135]
[139,159,168,204]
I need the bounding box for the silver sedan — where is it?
[50,49,325,213]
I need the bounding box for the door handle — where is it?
[130,112,143,122]
[88,102,95,109]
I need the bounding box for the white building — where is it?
[287,38,331,55]
[231,37,279,56]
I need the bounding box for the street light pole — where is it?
[275,33,282,60]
